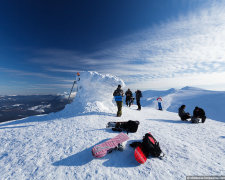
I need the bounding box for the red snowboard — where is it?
[92,132,129,158]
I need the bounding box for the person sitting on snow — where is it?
[191,106,206,123]
[178,105,191,121]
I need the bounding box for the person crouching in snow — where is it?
[178,105,191,121]
[191,106,206,123]
[113,85,124,117]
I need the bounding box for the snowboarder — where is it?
[135,90,142,110]
[178,105,191,121]
[113,85,124,117]
[125,88,133,107]
[157,97,163,110]
[191,106,206,123]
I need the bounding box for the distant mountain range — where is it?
[0,95,72,122]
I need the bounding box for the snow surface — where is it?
[0,71,225,180]
[28,104,51,113]
[12,104,23,107]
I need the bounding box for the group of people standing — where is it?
[113,85,207,123]
[178,105,206,123]
[113,85,142,117]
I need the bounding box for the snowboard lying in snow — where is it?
[92,132,129,158]
[106,120,140,133]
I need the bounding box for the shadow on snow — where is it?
[52,146,94,167]
[147,118,191,124]
[52,139,139,168]
[0,110,115,128]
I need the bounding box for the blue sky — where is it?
[1,0,225,95]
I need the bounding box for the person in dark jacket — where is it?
[135,90,142,110]
[178,105,191,121]
[192,106,206,123]
[113,85,124,117]
[125,88,133,107]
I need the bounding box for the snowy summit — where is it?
[0,71,225,179]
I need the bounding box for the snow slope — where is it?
[142,86,225,122]
[0,71,225,180]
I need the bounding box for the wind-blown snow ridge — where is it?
[64,71,125,114]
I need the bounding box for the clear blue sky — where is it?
[1,0,225,95]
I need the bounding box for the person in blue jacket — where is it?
[113,85,124,117]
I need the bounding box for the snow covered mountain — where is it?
[0,71,225,180]
[142,86,225,122]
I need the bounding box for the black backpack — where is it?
[124,120,139,133]
[113,89,123,96]
[142,133,162,157]
[112,120,139,133]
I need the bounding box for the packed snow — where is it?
[0,71,225,180]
